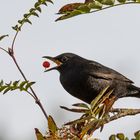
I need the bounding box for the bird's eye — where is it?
[61,56,68,62]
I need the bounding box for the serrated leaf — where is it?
[12,25,20,31]
[35,128,44,140]
[19,81,28,91]
[36,7,42,12]
[24,14,29,18]
[48,115,58,136]
[18,20,24,24]
[117,133,125,140]
[0,35,9,41]
[13,80,20,87]
[25,82,35,90]
[3,86,12,94]
[24,19,32,24]
[31,12,39,17]
[72,103,89,109]
[46,0,53,4]
[109,135,116,140]
[0,86,7,92]
[11,80,20,90]
[35,2,40,8]
[29,8,36,13]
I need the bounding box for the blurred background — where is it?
[0,0,140,139]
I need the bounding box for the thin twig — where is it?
[11,54,48,120]
[0,47,9,54]
[11,31,19,51]
[90,2,140,14]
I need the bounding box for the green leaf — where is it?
[3,86,12,94]
[46,0,53,4]
[24,19,32,24]
[35,2,40,8]
[72,103,89,109]
[117,133,125,140]
[31,12,39,17]
[12,25,20,31]
[25,82,35,90]
[24,14,29,18]
[0,86,7,92]
[18,20,24,24]
[60,105,89,113]
[48,115,58,136]
[19,81,28,91]
[36,7,42,12]
[90,86,110,110]
[13,80,20,87]
[88,1,102,9]
[117,0,126,3]
[77,4,90,13]
[109,135,116,140]
[0,35,9,41]
[29,8,36,13]
[42,2,47,6]
[100,0,115,5]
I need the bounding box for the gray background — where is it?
[0,0,140,139]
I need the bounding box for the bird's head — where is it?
[43,53,79,72]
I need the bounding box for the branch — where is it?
[95,108,140,130]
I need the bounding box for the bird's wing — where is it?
[84,61,134,83]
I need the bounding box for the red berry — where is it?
[42,61,50,68]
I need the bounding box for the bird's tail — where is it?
[126,85,140,98]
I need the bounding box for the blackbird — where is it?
[43,53,140,104]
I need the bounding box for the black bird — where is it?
[43,53,140,105]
